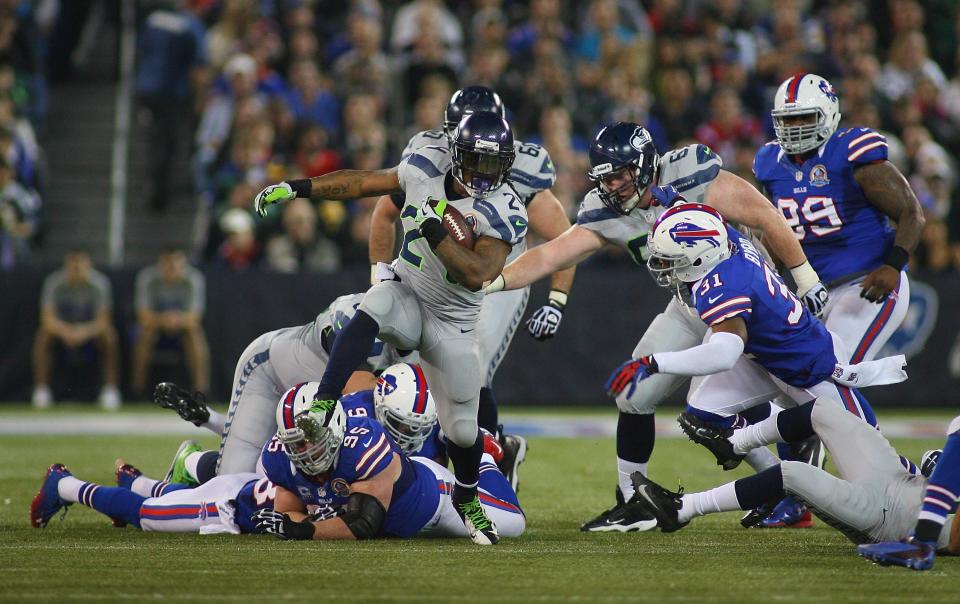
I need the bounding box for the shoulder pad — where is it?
[401,129,447,160]
[838,127,888,166]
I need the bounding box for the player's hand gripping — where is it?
[650,185,685,208]
[251,509,314,540]
[605,356,658,399]
[254,182,296,216]
[414,198,446,232]
[799,281,830,318]
[860,265,900,303]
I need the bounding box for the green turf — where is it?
[1,431,955,602]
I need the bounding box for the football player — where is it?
[253,111,524,545]
[369,87,573,482]
[606,202,906,469]
[154,293,408,484]
[251,382,524,542]
[627,400,958,564]
[859,416,960,570]
[752,73,925,526]
[485,122,829,532]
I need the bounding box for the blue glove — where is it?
[650,185,685,208]
[604,355,658,399]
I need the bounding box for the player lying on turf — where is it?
[484,121,829,533]
[627,399,958,560]
[251,381,524,542]
[154,293,406,483]
[858,416,960,570]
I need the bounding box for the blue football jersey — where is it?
[753,127,894,283]
[233,477,279,534]
[691,227,837,388]
[259,414,438,537]
[340,389,446,462]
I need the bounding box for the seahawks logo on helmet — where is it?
[668,222,721,248]
[629,128,652,152]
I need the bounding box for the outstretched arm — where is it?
[528,189,577,295]
[255,168,403,215]
[490,225,604,292]
[855,160,926,302]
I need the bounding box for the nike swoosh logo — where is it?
[362,437,373,447]
[707,295,722,304]
[460,328,474,333]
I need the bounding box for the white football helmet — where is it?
[772,73,841,154]
[275,382,346,475]
[647,203,731,285]
[373,363,438,454]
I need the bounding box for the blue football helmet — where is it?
[451,111,515,199]
[587,122,660,215]
[443,86,505,141]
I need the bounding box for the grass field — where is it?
[1,408,956,602]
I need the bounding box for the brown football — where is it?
[435,201,476,249]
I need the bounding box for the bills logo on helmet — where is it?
[630,127,652,152]
[376,374,399,398]
[818,79,838,102]
[668,221,721,248]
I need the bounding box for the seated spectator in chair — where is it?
[131,249,209,398]
[264,198,340,273]
[32,250,120,410]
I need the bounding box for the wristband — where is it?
[647,355,659,374]
[547,289,568,310]
[485,275,505,293]
[369,264,378,285]
[288,178,312,198]
[883,245,909,271]
[420,220,448,248]
[788,260,819,295]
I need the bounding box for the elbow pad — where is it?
[339,492,386,540]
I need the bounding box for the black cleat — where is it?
[154,382,210,427]
[740,502,777,528]
[628,472,687,533]
[498,433,527,493]
[678,412,744,470]
[580,487,657,532]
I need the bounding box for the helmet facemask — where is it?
[589,154,658,215]
[452,139,515,198]
[772,108,829,154]
[278,407,342,476]
[375,404,436,454]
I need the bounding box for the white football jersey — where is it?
[396,145,527,323]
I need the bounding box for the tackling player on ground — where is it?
[253,111,524,545]
[485,121,829,532]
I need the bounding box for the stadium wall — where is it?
[1,267,957,407]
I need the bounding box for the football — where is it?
[435,201,475,249]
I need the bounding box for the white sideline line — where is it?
[0,413,948,439]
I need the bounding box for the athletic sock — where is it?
[448,430,483,505]
[678,481,740,523]
[317,310,380,398]
[616,412,655,498]
[915,427,960,541]
[183,451,205,482]
[744,447,780,472]
[203,409,227,434]
[733,465,784,511]
[477,387,499,435]
[730,417,784,455]
[59,477,145,528]
[130,476,189,498]
[195,451,220,484]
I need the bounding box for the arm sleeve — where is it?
[653,331,744,376]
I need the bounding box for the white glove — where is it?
[526,303,563,341]
[254,182,295,217]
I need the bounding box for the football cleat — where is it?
[454,491,500,545]
[758,495,813,528]
[677,412,744,470]
[580,487,658,533]
[498,433,527,493]
[30,463,73,528]
[154,382,210,426]
[790,435,827,469]
[114,458,142,490]
[629,472,688,533]
[740,502,777,528]
[165,440,202,486]
[858,537,936,571]
[481,429,505,464]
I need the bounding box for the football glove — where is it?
[800,281,829,318]
[251,509,315,540]
[920,449,942,478]
[650,185,685,208]
[526,303,563,341]
[254,182,296,217]
[605,355,658,399]
[415,198,446,229]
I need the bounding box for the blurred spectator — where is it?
[212,207,261,270]
[32,250,120,409]
[136,0,208,212]
[264,197,340,273]
[0,152,39,267]
[332,11,391,99]
[694,87,763,169]
[131,249,210,396]
[507,0,572,59]
[401,27,459,107]
[650,66,704,149]
[392,0,464,68]
[877,30,946,103]
[293,123,341,178]
[284,59,340,137]
[205,0,256,70]
[536,105,589,214]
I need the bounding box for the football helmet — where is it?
[587,122,660,215]
[373,363,438,454]
[772,73,841,155]
[647,203,730,285]
[443,86,505,141]
[451,111,515,198]
[275,382,346,475]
